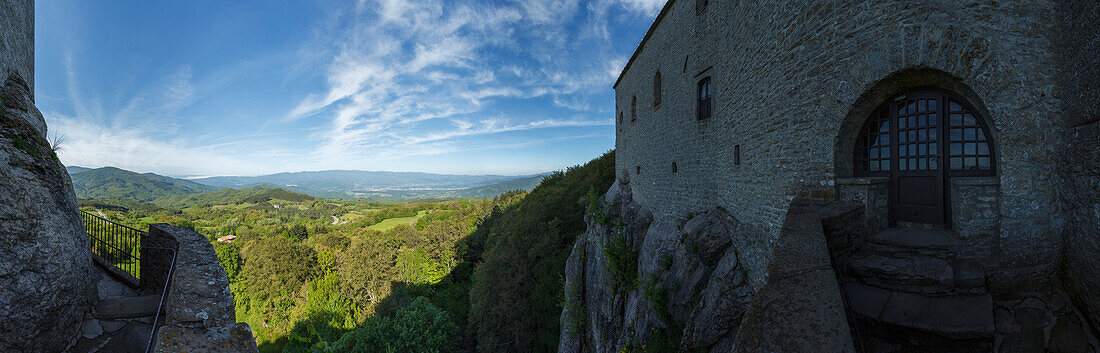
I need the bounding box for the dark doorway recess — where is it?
[854,89,995,227]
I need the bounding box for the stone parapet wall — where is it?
[146,224,256,353]
[733,200,860,353]
[836,177,889,241]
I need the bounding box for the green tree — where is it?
[215,244,241,282]
[330,297,460,353]
[289,224,309,242]
[396,250,444,285]
[240,236,317,304]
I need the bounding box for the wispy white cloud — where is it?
[50,53,270,175]
[292,0,639,169]
[614,0,666,17]
[49,114,266,176]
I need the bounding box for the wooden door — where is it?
[890,91,944,224]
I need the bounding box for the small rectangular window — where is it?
[697,77,712,120]
[636,166,641,175]
[734,145,741,165]
[671,162,678,173]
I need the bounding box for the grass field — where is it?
[367,210,430,231]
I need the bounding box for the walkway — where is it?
[67,266,160,353]
[838,228,1099,352]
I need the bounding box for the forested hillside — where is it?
[79,151,615,352]
[469,151,615,352]
[69,166,218,202]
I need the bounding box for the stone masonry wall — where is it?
[950,177,999,265]
[615,0,1065,294]
[0,0,33,97]
[1056,0,1100,338]
[1061,123,1100,338]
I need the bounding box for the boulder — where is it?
[0,72,96,352]
[681,248,752,351]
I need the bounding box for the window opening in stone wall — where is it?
[636,166,641,175]
[734,145,741,165]
[671,162,678,173]
[696,0,708,15]
[654,71,662,109]
[619,111,623,125]
[697,77,711,120]
[946,98,994,171]
[683,55,689,73]
[631,96,637,122]
[855,89,996,177]
[856,107,891,173]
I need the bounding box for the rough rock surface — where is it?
[0,72,96,352]
[559,177,757,353]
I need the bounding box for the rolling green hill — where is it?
[69,166,219,203]
[152,186,315,209]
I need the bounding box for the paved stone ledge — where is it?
[146,224,256,353]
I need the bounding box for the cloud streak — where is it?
[286,0,644,170]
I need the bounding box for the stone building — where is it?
[561,1,1098,352]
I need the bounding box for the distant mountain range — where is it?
[66,166,547,202]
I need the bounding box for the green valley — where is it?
[78,151,614,353]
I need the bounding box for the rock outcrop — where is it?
[561,177,864,352]
[559,177,757,353]
[0,72,97,352]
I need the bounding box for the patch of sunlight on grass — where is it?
[367,210,430,231]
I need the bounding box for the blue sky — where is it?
[35,0,663,177]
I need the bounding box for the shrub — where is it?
[330,297,460,353]
[603,224,638,293]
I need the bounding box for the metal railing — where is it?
[81,210,144,283]
[144,246,177,353]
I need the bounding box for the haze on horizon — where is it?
[35,0,664,177]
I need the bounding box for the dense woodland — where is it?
[81,151,615,353]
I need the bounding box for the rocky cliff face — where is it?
[0,72,97,352]
[559,177,758,353]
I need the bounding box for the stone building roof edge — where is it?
[613,0,677,90]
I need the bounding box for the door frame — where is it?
[854,87,999,230]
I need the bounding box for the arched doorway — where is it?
[853,88,996,228]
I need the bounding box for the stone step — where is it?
[845,282,995,340]
[846,252,955,295]
[952,260,986,293]
[94,295,162,319]
[867,228,959,255]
